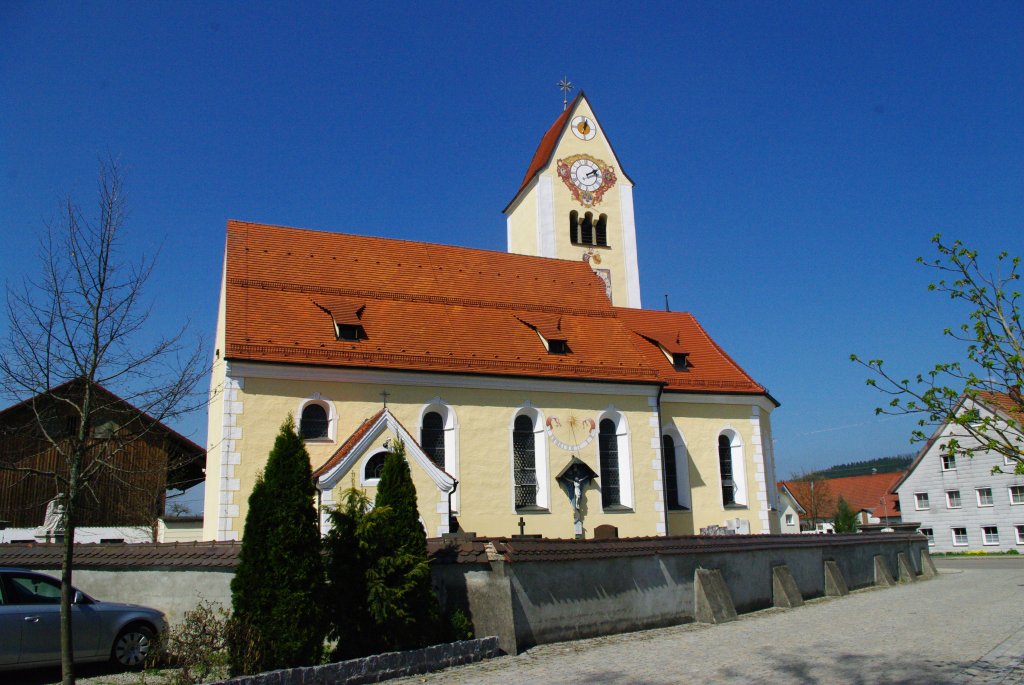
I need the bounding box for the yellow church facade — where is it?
[202,93,781,542]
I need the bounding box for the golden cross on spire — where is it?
[558,77,573,111]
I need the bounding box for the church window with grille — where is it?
[300,403,329,440]
[599,418,620,507]
[421,411,445,469]
[513,415,538,508]
[719,434,736,506]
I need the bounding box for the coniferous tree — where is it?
[230,416,325,674]
[366,439,442,652]
[833,496,859,533]
[323,483,377,660]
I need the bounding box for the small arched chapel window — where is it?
[364,451,387,481]
[421,411,445,469]
[719,434,736,506]
[300,403,329,440]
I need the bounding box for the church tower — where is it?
[504,92,641,308]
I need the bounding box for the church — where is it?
[202,92,781,541]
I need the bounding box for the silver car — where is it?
[0,567,168,671]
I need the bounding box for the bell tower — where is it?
[503,91,641,308]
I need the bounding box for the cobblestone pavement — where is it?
[392,563,1024,685]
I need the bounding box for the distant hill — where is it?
[801,454,915,480]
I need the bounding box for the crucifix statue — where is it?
[555,456,598,539]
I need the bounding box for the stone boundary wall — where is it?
[428,532,930,654]
[206,637,500,685]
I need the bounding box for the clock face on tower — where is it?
[570,158,603,191]
[571,115,597,140]
[556,154,617,207]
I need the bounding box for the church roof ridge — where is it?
[227,218,595,265]
[227,276,618,318]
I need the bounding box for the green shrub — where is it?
[446,609,474,642]
[151,600,231,685]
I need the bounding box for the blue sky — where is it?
[2,2,1022,488]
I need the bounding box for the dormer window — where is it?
[314,298,367,342]
[547,339,571,355]
[336,323,364,341]
[634,331,690,372]
[516,314,572,355]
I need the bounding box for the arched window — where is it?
[363,451,387,483]
[599,418,620,507]
[719,434,736,506]
[300,403,329,440]
[513,415,537,508]
[663,435,682,510]
[421,411,445,469]
[662,430,691,511]
[595,214,608,246]
[569,210,579,243]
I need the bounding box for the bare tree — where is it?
[785,472,836,531]
[0,160,206,684]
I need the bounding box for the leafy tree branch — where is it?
[851,235,1022,474]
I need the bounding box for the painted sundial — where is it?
[545,414,598,452]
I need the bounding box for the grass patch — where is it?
[931,549,1020,557]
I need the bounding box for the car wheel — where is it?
[111,623,155,668]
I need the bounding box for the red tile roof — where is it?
[0,542,240,569]
[978,390,1023,419]
[511,95,577,200]
[779,472,903,520]
[223,221,770,397]
[615,308,770,397]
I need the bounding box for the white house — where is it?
[777,483,804,534]
[894,391,1024,552]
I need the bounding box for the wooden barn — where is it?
[0,379,204,529]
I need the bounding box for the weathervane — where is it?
[558,77,573,110]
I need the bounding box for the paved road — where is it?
[393,558,1024,685]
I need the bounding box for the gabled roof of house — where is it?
[779,471,903,520]
[222,221,771,398]
[503,91,634,213]
[890,390,1022,492]
[776,483,806,513]
[312,407,455,494]
[0,378,205,459]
